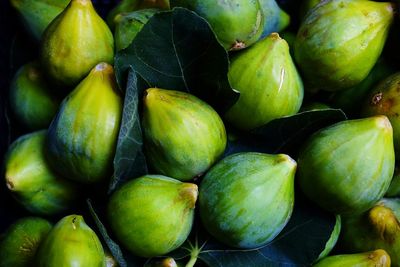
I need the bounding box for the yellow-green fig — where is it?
[142,88,226,181]
[294,0,394,92]
[107,175,197,257]
[313,249,391,267]
[298,116,395,214]
[224,33,303,130]
[47,63,123,184]
[0,217,52,267]
[41,0,114,87]
[9,62,61,130]
[4,130,79,215]
[35,215,105,266]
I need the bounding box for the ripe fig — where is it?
[41,0,114,87]
[294,0,394,92]
[313,250,391,267]
[339,198,400,266]
[114,9,158,51]
[0,217,52,267]
[362,72,400,154]
[107,175,197,257]
[9,62,61,130]
[259,0,290,38]
[35,215,105,266]
[297,116,395,214]
[199,152,296,248]
[142,88,226,181]
[224,33,303,130]
[170,0,264,50]
[4,130,79,215]
[10,0,69,41]
[47,63,123,184]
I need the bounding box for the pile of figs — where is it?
[3,0,400,266]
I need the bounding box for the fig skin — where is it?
[199,152,296,249]
[0,217,52,267]
[41,0,114,87]
[46,63,123,184]
[107,175,197,257]
[297,116,395,215]
[142,88,226,181]
[313,249,391,267]
[4,130,80,215]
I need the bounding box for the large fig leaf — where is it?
[114,7,239,113]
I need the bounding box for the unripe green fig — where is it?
[362,72,400,154]
[107,175,197,257]
[4,130,79,215]
[259,0,290,38]
[35,215,105,266]
[313,249,391,267]
[298,116,395,214]
[386,165,400,197]
[10,0,69,41]
[0,217,52,267]
[9,62,61,130]
[41,0,114,87]
[200,152,296,248]
[114,9,158,51]
[340,199,400,266]
[294,0,394,92]
[224,33,303,130]
[170,0,264,50]
[142,88,226,181]
[47,63,123,184]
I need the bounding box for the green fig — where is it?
[142,88,226,181]
[199,152,296,248]
[313,249,391,267]
[10,0,70,41]
[4,130,79,215]
[41,0,114,87]
[47,63,123,184]
[35,215,105,266]
[170,0,264,50]
[298,116,395,214]
[339,199,400,266]
[9,62,61,130]
[330,59,395,116]
[259,0,290,38]
[386,165,400,197]
[362,72,400,154]
[0,217,52,267]
[107,175,197,257]
[224,33,303,130]
[114,9,158,51]
[299,0,321,21]
[294,0,394,92]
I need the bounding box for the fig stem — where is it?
[185,248,199,267]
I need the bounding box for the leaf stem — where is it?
[185,247,200,267]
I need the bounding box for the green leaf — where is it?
[114,7,239,113]
[110,69,148,194]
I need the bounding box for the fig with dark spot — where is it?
[313,249,391,267]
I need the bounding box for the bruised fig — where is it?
[142,89,226,181]
[9,62,61,130]
[4,131,79,215]
[362,72,400,154]
[340,199,400,266]
[47,63,123,184]
[114,9,158,51]
[35,215,105,266]
[107,175,197,257]
[10,0,69,41]
[298,116,395,214]
[0,217,52,267]
[224,33,303,130]
[170,0,264,50]
[199,152,295,248]
[294,0,394,92]
[41,0,114,87]
[313,250,391,267]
